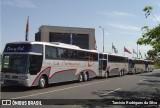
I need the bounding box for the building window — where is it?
[49,32,70,44]
[35,32,41,41]
[49,32,89,49]
[73,34,89,49]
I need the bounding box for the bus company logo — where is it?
[7,46,24,52]
[2,100,11,105]
[87,56,94,67]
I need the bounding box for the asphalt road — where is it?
[1,69,160,108]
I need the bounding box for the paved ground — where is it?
[1,69,160,108]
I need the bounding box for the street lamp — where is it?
[99,26,105,52]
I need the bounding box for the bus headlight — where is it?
[18,76,28,79]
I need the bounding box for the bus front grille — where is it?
[4,80,19,85]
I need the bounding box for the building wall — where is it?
[35,25,96,50]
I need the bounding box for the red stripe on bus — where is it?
[32,67,97,86]
[32,66,51,86]
[32,68,76,86]
[49,69,77,78]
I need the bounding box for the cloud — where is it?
[107,23,140,31]
[97,11,136,17]
[2,0,37,8]
[120,31,139,35]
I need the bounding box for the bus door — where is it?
[99,59,103,71]
[102,59,107,71]
[99,54,107,71]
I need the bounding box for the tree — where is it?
[137,6,160,60]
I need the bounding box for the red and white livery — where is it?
[1,41,99,88]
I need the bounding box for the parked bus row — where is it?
[128,59,154,74]
[0,42,154,88]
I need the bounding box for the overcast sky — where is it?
[1,0,160,58]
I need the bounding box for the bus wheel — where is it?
[121,71,124,76]
[84,72,88,81]
[119,71,122,76]
[104,72,109,78]
[123,70,125,76]
[78,73,84,82]
[38,76,47,89]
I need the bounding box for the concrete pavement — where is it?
[1,69,160,108]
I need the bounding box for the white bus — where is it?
[145,60,154,72]
[128,59,145,74]
[1,41,99,88]
[99,53,128,78]
[128,59,134,73]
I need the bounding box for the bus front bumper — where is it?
[1,78,30,87]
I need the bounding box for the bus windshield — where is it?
[2,54,43,74]
[2,43,43,74]
[2,54,29,73]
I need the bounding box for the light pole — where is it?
[99,26,105,52]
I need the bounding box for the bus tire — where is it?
[104,72,109,78]
[122,70,124,76]
[119,71,122,76]
[86,72,90,81]
[38,76,47,89]
[84,72,88,82]
[78,73,84,82]
[121,70,123,76]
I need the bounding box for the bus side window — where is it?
[69,50,77,59]
[77,51,85,60]
[45,46,57,59]
[58,48,69,59]
[93,53,98,61]
[29,55,43,75]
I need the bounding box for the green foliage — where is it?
[143,6,153,12]
[137,25,160,58]
[137,6,160,59]
[155,60,160,69]
[143,6,153,18]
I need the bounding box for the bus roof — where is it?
[5,41,98,53]
[100,52,128,58]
